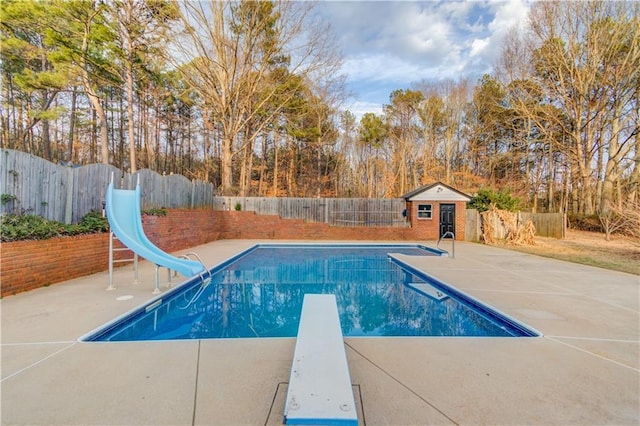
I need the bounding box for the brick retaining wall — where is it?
[1,209,450,297]
[1,234,112,296]
[0,210,220,297]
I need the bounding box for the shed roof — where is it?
[401,182,472,202]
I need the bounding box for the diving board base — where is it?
[284,294,358,426]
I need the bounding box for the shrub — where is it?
[0,210,109,242]
[77,210,110,233]
[1,193,17,204]
[567,214,602,233]
[142,207,168,216]
[468,188,520,212]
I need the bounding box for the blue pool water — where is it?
[84,244,539,341]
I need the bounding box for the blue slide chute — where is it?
[105,181,205,280]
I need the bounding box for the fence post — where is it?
[191,180,196,209]
[64,166,74,224]
[325,201,329,224]
[163,172,167,208]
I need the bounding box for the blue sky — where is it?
[312,0,531,118]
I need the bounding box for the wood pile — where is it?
[481,205,536,246]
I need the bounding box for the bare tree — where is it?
[171,0,342,194]
[598,199,640,241]
[383,89,423,196]
[357,112,388,197]
[526,1,639,214]
[439,79,471,185]
[414,84,445,184]
[111,0,178,173]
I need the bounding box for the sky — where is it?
[312,0,531,118]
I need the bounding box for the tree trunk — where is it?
[126,62,137,173]
[258,133,268,195]
[117,93,124,168]
[245,142,254,196]
[628,134,639,205]
[80,68,109,164]
[547,145,555,212]
[67,88,77,162]
[240,123,254,196]
[221,134,234,194]
[273,131,279,196]
[202,108,214,182]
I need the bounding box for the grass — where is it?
[503,230,640,275]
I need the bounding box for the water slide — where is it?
[105,180,206,283]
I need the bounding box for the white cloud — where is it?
[470,37,490,57]
[469,1,531,72]
[312,0,531,116]
[489,0,530,34]
[346,100,383,122]
[342,52,465,92]
[342,54,422,84]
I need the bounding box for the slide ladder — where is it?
[107,231,139,291]
[105,175,208,294]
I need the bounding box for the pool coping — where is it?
[82,243,525,342]
[388,254,543,337]
[2,239,638,425]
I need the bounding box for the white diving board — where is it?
[284,294,358,426]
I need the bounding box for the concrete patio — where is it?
[2,239,638,425]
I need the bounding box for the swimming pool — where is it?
[82,244,540,341]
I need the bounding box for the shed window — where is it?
[417,204,432,219]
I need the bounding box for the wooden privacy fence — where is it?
[465,209,482,241]
[465,209,566,241]
[1,149,406,228]
[519,212,566,239]
[1,149,566,236]
[1,149,215,224]
[213,196,409,227]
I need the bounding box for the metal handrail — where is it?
[180,252,212,282]
[437,231,455,258]
[175,252,212,309]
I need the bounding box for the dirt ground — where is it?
[501,229,640,276]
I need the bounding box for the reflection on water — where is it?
[101,247,517,341]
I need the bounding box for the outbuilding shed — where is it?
[402,182,472,241]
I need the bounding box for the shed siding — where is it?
[407,184,471,202]
[406,200,467,240]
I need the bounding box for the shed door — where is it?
[439,204,455,238]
